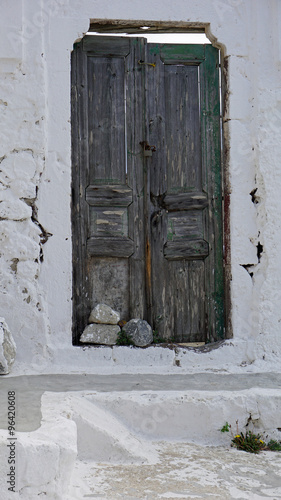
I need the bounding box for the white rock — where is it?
[80,324,120,345]
[0,317,16,374]
[0,199,31,221]
[89,304,120,325]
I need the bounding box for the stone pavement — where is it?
[68,441,281,499]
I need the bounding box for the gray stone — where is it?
[80,324,120,345]
[0,318,16,375]
[89,304,120,325]
[122,319,153,347]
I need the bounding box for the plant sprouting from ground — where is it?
[267,440,281,451]
[220,422,231,433]
[153,330,176,344]
[232,431,266,454]
[220,420,281,454]
[116,330,134,346]
[152,330,166,344]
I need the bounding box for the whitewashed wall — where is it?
[0,0,280,374]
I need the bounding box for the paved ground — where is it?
[68,441,281,499]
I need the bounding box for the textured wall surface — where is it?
[0,0,280,374]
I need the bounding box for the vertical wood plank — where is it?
[127,37,147,320]
[88,56,126,184]
[164,64,201,192]
[71,43,91,343]
[146,44,169,335]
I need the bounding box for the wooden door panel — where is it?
[146,43,222,341]
[151,260,206,342]
[86,185,133,206]
[87,56,127,184]
[72,36,146,341]
[86,184,134,258]
[90,257,130,322]
[164,64,201,191]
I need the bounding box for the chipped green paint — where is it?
[167,219,174,241]
[200,44,224,340]
[160,44,205,62]
[149,44,160,55]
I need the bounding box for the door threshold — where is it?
[177,342,206,347]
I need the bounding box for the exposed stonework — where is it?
[0,317,16,374]
[89,304,120,325]
[80,324,120,345]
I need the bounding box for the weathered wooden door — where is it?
[72,35,224,344]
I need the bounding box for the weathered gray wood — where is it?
[146,44,168,332]
[164,64,201,191]
[127,37,147,320]
[167,211,203,241]
[163,239,209,260]
[72,36,146,341]
[90,257,130,322]
[71,42,92,344]
[83,35,130,56]
[90,207,128,237]
[87,236,134,258]
[86,185,133,206]
[147,44,207,340]
[88,21,206,35]
[72,38,223,344]
[188,260,206,341]
[87,55,126,184]
[163,192,208,211]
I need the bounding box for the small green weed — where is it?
[220,422,231,433]
[152,330,166,344]
[221,421,281,454]
[232,431,266,454]
[116,330,134,346]
[152,330,176,344]
[267,440,281,451]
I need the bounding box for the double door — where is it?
[72,35,224,343]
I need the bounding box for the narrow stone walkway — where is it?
[68,441,281,499]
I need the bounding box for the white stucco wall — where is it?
[0,0,281,375]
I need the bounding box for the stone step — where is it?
[0,374,281,498]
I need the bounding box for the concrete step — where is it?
[0,373,281,499]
